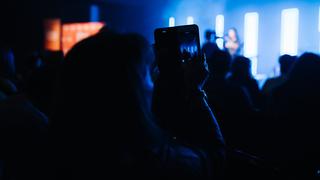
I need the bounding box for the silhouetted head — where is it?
[205,30,216,41]
[55,31,162,151]
[122,34,155,97]
[279,54,296,75]
[0,48,16,80]
[23,50,63,117]
[207,50,231,77]
[231,56,252,80]
[287,53,320,90]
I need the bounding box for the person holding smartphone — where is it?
[51,28,222,180]
[153,25,226,179]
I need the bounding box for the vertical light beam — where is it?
[244,12,259,76]
[280,8,299,55]
[215,15,225,50]
[187,16,194,25]
[215,15,224,38]
[169,17,175,27]
[318,7,320,52]
[90,5,100,22]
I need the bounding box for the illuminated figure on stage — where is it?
[224,28,242,58]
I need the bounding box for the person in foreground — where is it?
[51,29,225,179]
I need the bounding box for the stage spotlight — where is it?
[244,12,259,76]
[216,38,224,50]
[169,17,175,27]
[215,14,225,50]
[90,5,100,22]
[280,8,299,56]
[187,16,194,25]
[318,6,320,33]
[44,19,61,51]
[215,15,224,38]
[62,22,104,54]
[318,7,320,52]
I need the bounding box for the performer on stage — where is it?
[224,28,242,58]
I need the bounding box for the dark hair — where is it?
[205,30,216,41]
[287,53,320,88]
[53,31,162,150]
[231,56,252,79]
[279,54,296,75]
[207,50,231,76]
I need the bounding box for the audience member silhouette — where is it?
[262,54,296,95]
[266,53,320,179]
[24,52,62,120]
[22,52,43,81]
[227,56,262,109]
[51,30,224,180]
[0,48,16,81]
[2,21,320,180]
[0,77,17,99]
[204,50,255,151]
[153,32,225,179]
[0,48,18,97]
[202,30,219,59]
[0,48,48,179]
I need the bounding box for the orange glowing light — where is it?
[44,19,61,51]
[62,22,104,54]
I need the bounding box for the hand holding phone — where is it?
[154,25,208,91]
[154,25,201,74]
[183,53,209,92]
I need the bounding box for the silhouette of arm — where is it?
[188,90,225,149]
[187,90,226,179]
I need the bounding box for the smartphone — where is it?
[154,25,201,67]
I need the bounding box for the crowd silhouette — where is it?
[0,25,320,180]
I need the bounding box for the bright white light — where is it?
[169,17,175,27]
[251,57,258,77]
[318,7,320,32]
[244,12,259,57]
[187,16,194,25]
[215,15,224,38]
[215,15,224,50]
[280,8,299,56]
[216,38,224,50]
[318,7,320,52]
[244,12,259,76]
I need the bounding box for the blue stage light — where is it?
[90,5,100,22]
